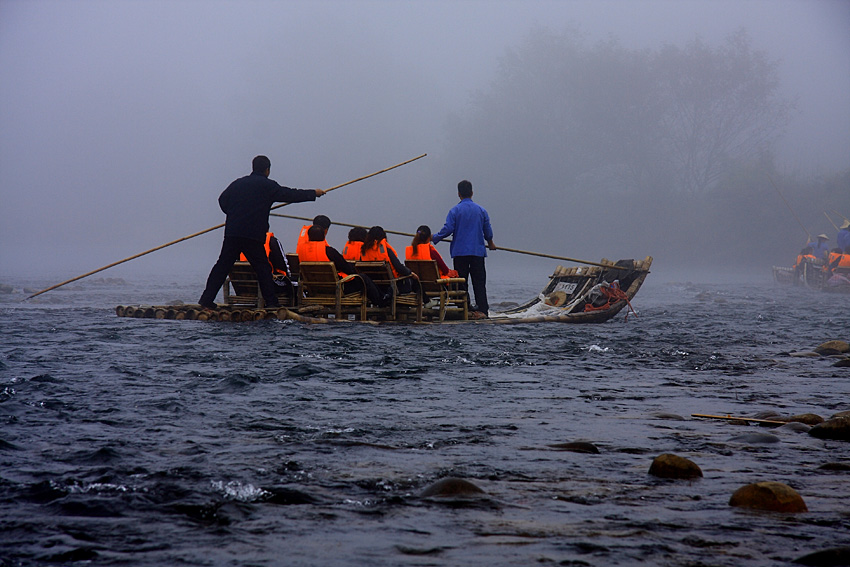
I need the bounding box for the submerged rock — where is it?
[814,340,850,355]
[790,352,821,358]
[728,432,781,444]
[729,481,807,513]
[818,462,850,472]
[787,413,824,426]
[648,454,702,480]
[809,417,850,441]
[548,441,600,454]
[420,477,484,498]
[793,546,850,566]
[833,358,850,368]
[779,422,812,433]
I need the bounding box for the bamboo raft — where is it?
[115,256,652,324]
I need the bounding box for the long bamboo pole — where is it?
[824,212,839,232]
[25,154,427,300]
[270,212,631,270]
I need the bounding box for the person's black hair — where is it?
[307,225,325,242]
[348,226,367,242]
[362,226,386,252]
[252,155,271,173]
[312,215,331,230]
[457,179,473,198]
[411,225,431,247]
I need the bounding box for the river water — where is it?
[1,271,849,566]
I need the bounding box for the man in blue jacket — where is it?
[432,180,496,319]
[839,220,850,253]
[199,155,325,310]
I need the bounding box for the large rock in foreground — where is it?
[729,481,807,513]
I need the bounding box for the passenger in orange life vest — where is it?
[405,225,458,278]
[296,215,331,256]
[342,226,367,261]
[299,225,383,306]
[239,232,291,277]
[794,246,817,269]
[360,226,415,294]
[827,248,850,270]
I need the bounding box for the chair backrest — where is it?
[298,262,342,296]
[355,261,396,287]
[404,259,443,293]
[228,262,260,297]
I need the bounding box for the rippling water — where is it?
[2,273,849,566]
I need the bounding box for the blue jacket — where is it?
[810,240,830,259]
[432,198,493,257]
[219,172,316,241]
[838,229,850,253]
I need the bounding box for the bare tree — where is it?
[657,30,792,193]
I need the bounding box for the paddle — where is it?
[25,154,427,300]
[269,213,634,270]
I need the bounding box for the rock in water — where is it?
[548,441,600,454]
[420,477,484,498]
[815,340,850,354]
[793,546,850,566]
[787,413,824,426]
[729,481,807,513]
[648,454,703,479]
[728,432,781,444]
[809,417,850,441]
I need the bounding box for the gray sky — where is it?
[1,0,848,280]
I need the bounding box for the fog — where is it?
[1,0,848,285]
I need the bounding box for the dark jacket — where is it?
[219,172,316,241]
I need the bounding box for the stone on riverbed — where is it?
[786,413,824,426]
[729,481,807,513]
[793,546,850,566]
[548,441,600,454]
[420,477,485,497]
[808,416,850,441]
[648,454,702,479]
[814,340,850,355]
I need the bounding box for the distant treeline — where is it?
[438,27,846,270]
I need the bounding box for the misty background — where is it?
[1,0,848,285]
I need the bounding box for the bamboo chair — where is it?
[405,259,468,321]
[223,262,296,308]
[298,261,368,320]
[355,261,422,321]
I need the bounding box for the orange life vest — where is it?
[406,243,451,276]
[239,232,285,274]
[405,243,431,260]
[794,254,817,269]
[299,240,347,277]
[361,239,400,277]
[342,241,363,261]
[828,252,850,269]
[295,225,311,256]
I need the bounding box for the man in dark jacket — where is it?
[199,155,325,309]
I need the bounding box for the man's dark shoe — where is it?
[200,301,218,311]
